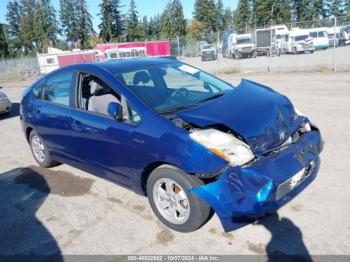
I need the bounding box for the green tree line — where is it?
[234,0,350,29]
[1,0,349,58]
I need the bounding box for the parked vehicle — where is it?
[287,28,315,54]
[308,28,329,50]
[253,28,280,56]
[200,44,217,61]
[37,48,98,74]
[326,27,341,47]
[0,87,12,116]
[21,59,323,232]
[227,33,256,59]
[340,25,350,45]
[96,41,171,59]
[272,25,290,53]
[105,47,146,60]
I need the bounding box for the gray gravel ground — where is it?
[181,45,350,74]
[0,72,349,257]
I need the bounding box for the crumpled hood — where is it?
[176,79,304,154]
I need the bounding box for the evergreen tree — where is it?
[222,7,234,30]
[271,0,292,25]
[98,0,125,43]
[19,0,37,53]
[6,0,22,55]
[252,0,291,27]
[76,0,94,49]
[142,16,149,37]
[35,0,58,52]
[126,0,144,41]
[234,0,250,29]
[327,0,348,17]
[148,14,162,39]
[0,24,10,58]
[216,0,225,31]
[193,0,219,32]
[161,0,186,38]
[59,0,78,47]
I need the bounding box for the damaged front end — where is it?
[191,126,323,232]
[168,79,323,232]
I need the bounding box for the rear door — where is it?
[33,70,76,160]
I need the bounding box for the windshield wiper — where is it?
[197,93,225,104]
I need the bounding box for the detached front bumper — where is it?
[191,130,323,232]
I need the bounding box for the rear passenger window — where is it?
[43,72,73,106]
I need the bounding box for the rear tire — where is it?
[29,130,60,168]
[147,165,211,233]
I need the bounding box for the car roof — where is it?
[62,58,178,73]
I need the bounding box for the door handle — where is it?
[71,119,83,131]
[72,119,82,125]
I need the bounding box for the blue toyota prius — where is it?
[20,58,323,232]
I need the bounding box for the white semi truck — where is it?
[283,28,315,54]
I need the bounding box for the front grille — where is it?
[276,160,316,200]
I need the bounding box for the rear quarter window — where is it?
[32,78,46,99]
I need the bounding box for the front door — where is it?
[69,72,134,187]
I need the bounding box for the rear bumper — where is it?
[191,130,323,232]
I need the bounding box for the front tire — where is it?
[29,131,60,168]
[147,165,211,233]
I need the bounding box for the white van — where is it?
[308,28,329,50]
[272,25,289,53]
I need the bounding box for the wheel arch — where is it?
[140,162,189,196]
[26,127,33,142]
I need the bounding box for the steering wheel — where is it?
[170,88,190,99]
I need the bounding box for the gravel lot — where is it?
[0,71,350,258]
[181,45,350,74]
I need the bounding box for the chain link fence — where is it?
[0,16,349,82]
[0,56,40,82]
[170,15,350,75]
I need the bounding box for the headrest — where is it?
[90,81,104,95]
[133,71,151,86]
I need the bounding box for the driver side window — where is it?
[78,73,121,116]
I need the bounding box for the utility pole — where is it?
[333,16,337,72]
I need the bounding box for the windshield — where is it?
[237,38,252,44]
[295,35,309,42]
[113,62,233,113]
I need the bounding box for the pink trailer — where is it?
[57,52,97,67]
[95,40,171,59]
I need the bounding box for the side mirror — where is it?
[0,86,3,89]
[107,102,123,120]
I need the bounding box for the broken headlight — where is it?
[190,129,255,166]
